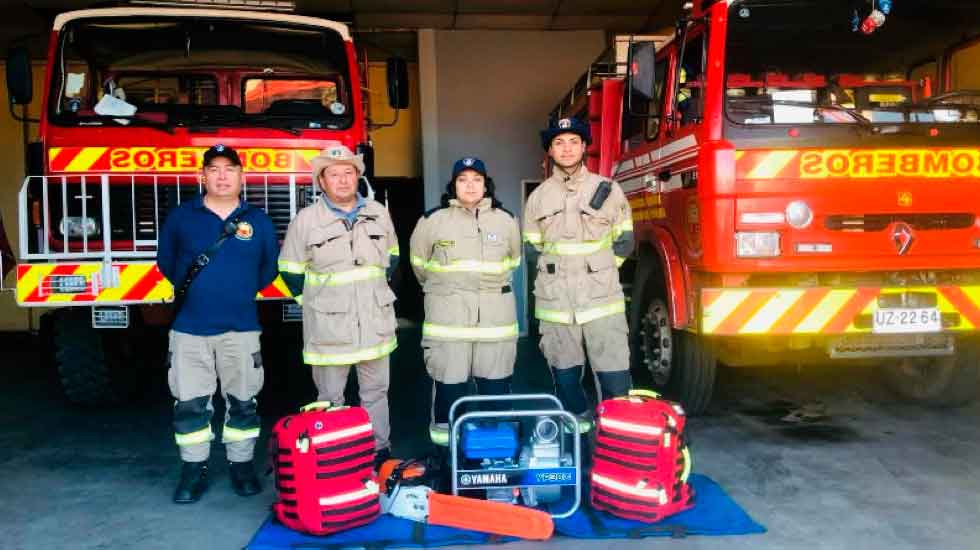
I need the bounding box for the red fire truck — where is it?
[5,3,407,404]
[551,0,980,414]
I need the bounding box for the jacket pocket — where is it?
[358,222,389,267]
[308,224,350,271]
[532,262,558,301]
[483,237,510,264]
[586,253,618,299]
[373,283,398,338]
[308,288,354,346]
[580,202,614,243]
[536,208,564,243]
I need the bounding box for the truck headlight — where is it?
[785,201,813,228]
[59,216,100,238]
[736,232,781,258]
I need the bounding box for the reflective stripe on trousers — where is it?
[535,299,626,325]
[304,338,398,366]
[422,322,519,340]
[175,426,214,446]
[222,425,260,443]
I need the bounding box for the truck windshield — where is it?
[50,17,352,130]
[725,0,980,126]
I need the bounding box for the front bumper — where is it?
[700,286,980,335]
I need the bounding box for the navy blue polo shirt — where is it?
[157,196,279,336]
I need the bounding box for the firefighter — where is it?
[157,144,279,503]
[409,157,522,448]
[524,117,635,432]
[278,144,399,464]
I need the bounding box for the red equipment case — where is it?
[590,390,695,522]
[271,402,380,535]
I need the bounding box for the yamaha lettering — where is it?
[457,472,510,486]
[456,468,576,488]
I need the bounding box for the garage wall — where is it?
[367,61,422,178]
[949,40,980,91]
[419,29,607,331]
[0,63,45,331]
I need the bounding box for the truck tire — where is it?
[880,339,980,407]
[52,309,144,406]
[638,298,716,415]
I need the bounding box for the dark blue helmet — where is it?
[540,117,591,150]
[451,156,487,180]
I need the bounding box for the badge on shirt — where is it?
[235,221,254,241]
[486,233,499,243]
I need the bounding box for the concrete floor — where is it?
[1,328,978,550]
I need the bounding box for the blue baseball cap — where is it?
[451,157,487,180]
[203,144,242,167]
[540,117,591,150]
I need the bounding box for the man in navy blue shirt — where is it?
[157,144,278,504]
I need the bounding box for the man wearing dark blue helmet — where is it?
[523,117,635,433]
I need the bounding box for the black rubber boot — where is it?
[173,461,208,504]
[474,376,512,411]
[430,445,452,494]
[433,381,469,427]
[552,366,594,434]
[596,371,633,401]
[373,447,392,472]
[229,460,262,497]
[551,366,588,414]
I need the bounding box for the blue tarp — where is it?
[246,474,765,549]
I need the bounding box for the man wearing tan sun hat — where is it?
[279,143,400,465]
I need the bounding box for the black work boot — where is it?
[173,461,208,504]
[596,371,633,401]
[373,447,392,472]
[229,460,262,497]
[551,366,593,434]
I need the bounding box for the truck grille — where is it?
[22,173,315,259]
[825,213,974,232]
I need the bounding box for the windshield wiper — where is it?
[730,97,874,130]
[177,109,303,136]
[188,119,302,136]
[76,114,175,134]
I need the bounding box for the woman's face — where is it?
[455,169,486,208]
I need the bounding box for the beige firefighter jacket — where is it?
[279,198,399,366]
[410,197,522,342]
[523,166,634,325]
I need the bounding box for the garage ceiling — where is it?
[3,1,681,57]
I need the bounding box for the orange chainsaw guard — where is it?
[427,492,554,541]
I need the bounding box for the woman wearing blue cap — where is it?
[409,157,522,449]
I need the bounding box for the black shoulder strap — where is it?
[172,205,251,317]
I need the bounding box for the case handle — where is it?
[628,389,661,400]
[300,400,337,412]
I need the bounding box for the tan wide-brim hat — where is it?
[311,144,365,181]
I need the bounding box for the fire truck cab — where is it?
[553,0,980,413]
[5,2,408,404]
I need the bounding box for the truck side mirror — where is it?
[628,41,656,101]
[6,46,33,105]
[386,57,409,110]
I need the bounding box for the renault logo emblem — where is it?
[891,222,914,255]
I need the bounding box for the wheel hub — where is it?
[640,301,672,386]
